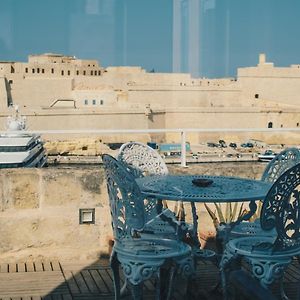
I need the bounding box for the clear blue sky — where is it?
[0,0,300,78]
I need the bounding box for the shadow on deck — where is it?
[0,254,299,300]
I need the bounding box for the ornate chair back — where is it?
[260,162,300,251]
[118,141,169,177]
[118,142,169,221]
[261,147,300,183]
[102,154,145,243]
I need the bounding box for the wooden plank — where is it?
[0,271,67,296]
[0,263,8,273]
[51,261,61,272]
[26,262,35,272]
[52,295,62,300]
[61,261,109,272]
[98,269,113,294]
[34,261,44,272]
[73,271,90,294]
[90,269,110,293]
[63,270,80,294]
[43,260,53,272]
[9,263,17,273]
[17,262,26,272]
[81,270,100,293]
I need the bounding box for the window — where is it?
[51,68,54,74]
[83,70,86,75]
[8,80,13,84]
[91,71,93,75]
[98,70,101,75]
[76,70,79,75]
[268,122,273,128]
[68,70,70,75]
[37,68,40,73]
[100,100,104,105]
[25,67,28,73]
[92,99,96,105]
[255,94,259,99]
[32,69,35,73]
[42,69,44,73]
[61,70,64,75]
[11,66,14,73]
[84,99,88,105]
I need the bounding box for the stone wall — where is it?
[0,162,265,262]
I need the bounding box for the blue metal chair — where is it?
[219,148,300,243]
[220,161,300,300]
[118,141,189,238]
[102,154,194,300]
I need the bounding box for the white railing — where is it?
[2,127,300,167]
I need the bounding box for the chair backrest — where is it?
[118,142,169,221]
[118,141,168,178]
[102,154,145,242]
[260,162,300,250]
[261,147,300,183]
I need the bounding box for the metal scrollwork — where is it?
[249,259,290,286]
[118,141,170,223]
[261,148,300,183]
[221,162,300,300]
[102,154,193,299]
[261,162,300,249]
[120,260,162,285]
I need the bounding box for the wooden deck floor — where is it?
[0,257,298,299]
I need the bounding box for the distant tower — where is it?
[172,0,200,77]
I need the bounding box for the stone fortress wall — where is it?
[0,53,299,145]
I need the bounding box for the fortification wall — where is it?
[0,163,264,262]
[238,66,300,106]
[10,77,73,108]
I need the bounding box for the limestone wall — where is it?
[0,163,265,262]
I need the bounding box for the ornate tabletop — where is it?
[136,175,272,203]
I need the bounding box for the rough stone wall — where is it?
[0,162,265,262]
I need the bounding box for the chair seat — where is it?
[227,236,300,259]
[230,220,276,238]
[115,238,191,260]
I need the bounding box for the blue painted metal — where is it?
[220,162,300,300]
[228,147,300,239]
[137,174,270,259]
[102,154,193,300]
[117,141,188,237]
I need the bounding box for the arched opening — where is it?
[268,122,273,128]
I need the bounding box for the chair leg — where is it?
[155,269,161,300]
[129,281,143,300]
[279,278,289,300]
[110,251,121,300]
[120,278,130,297]
[220,250,238,300]
[165,265,177,300]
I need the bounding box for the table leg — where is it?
[190,202,216,260]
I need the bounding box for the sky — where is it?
[1,0,300,78]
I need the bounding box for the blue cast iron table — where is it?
[136,175,272,256]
